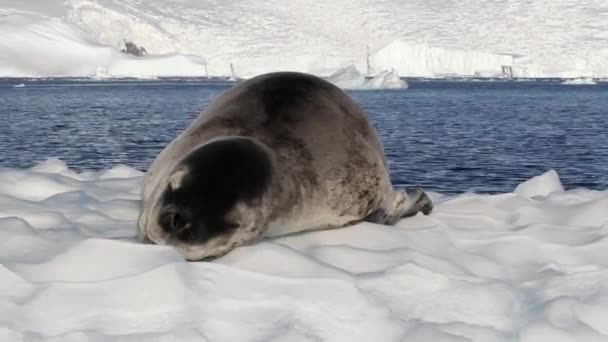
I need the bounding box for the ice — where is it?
[0,13,209,78]
[561,78,598,85]
[364,68,408,89]
[326,65,367,89]
[326,65,408,90]
[514,169,565,198]
[371,40,517,78]
[1,159,608,341]
[1,0,608,78]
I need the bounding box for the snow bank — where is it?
[2,0,608,78]
[327,65,408,90]
[0,12,208,78]
[2,160,608,341]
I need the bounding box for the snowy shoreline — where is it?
[2,158,607,341]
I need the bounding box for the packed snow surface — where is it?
[1,0,608,78]
[2,159,608,341]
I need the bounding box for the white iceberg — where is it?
[561,77,598,85]
[326,65,367,89]
[362,68,408,89]
[326,65,408,90]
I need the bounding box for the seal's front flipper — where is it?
[367,188,433,225]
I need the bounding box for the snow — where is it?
[326,65,408,90]
[1,0,608,78]
[0,12,209,78]
[371,40,518,78]
[514,170,565,198]
[561,78,598,85]
[2,159,608,341]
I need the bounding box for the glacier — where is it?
[2,159,608,341]
[1,0,607,79]
[371,40,516,78]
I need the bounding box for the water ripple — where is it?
[1,79,606,194]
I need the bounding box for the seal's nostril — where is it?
[172,212,187,231]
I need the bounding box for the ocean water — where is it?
[1,78,606,194]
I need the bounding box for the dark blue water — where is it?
[1,78,606,194]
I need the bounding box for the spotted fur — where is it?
[138,72,433,260]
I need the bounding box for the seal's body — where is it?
[138,72,432,260]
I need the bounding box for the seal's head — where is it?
[144,137,274,260]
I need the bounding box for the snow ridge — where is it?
[2,159,608,341]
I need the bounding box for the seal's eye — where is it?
[226,222,240,230]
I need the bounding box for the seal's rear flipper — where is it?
[366,188,433,225]
[402,188,433,217]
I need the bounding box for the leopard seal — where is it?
[138,71,433,260]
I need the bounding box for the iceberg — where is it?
[326,65,367,89]
[362,68,408,89]
[561,77,598,85]
[326,65,408,90]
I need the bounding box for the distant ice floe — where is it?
[2,159,608,341]
[561,77,598,85]
[12,83,26,88]
[326,65,408,90]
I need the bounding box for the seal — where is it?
[138,71,432,260]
